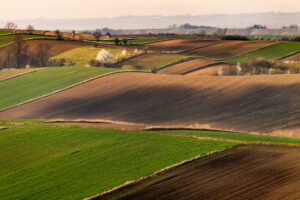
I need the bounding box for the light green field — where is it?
[0,66,120,110]
[51,46,135,66]
[0,34,54,47]
[0,120,237,200]
[230,42,300,63]
[116,53,190,71]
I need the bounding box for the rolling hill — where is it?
[2,72,300,135]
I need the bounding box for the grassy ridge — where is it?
[0,67,120,110]
[0,120,236,200]
[0,34,54,47]
[230,42,300,63]
[150,129,300,145]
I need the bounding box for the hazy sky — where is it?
[1,0,300,19]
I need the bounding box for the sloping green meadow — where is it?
[0,121,236,200]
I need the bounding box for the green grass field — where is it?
[230,42,300,63]
[0,31,12,36]
[116,53,190,71]
[0,34,54,47]
[0,66,120,110]
[1,121,300,200]
[0,120,236,200]
[50,46,135,66]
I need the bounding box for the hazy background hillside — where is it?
[1,12,300,30]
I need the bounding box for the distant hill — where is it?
[1,12,300,30]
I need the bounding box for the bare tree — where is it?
[34,43,51,67]
[55,30,63,40]
[27,25,34,34]
[14,35,25,68]
[5,22,17,30]
[71,30,76,39]
[93,29,102,41]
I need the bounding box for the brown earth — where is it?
[1,72,300,134]
[139,39,221,52]
[157,58,216,75]
[186,41,279,59]
[92,144,300,200]
[185,63,235,76]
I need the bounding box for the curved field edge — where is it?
[0,120,237,200]
[0,67,125,111]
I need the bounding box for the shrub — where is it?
[222,35,249,41]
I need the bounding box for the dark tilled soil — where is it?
[2,72,300,134]
[94,145,300,200]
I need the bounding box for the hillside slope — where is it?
[1,72,300,134]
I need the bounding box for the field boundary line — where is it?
[279,50,300,60]
[0,70,151,113]
[180,62,226,75]
[84,145,242,200]
[155,57,195,72]
[0,68,46,83]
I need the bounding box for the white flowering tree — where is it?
[96,49,113,65]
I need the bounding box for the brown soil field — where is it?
[93,144,300,200]
[185,63,235,76]
[1,72,300,134]
[186,41,279,59]
[157,58,216,75]
[139,39,221,52]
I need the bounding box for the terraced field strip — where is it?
[185,40,279,60]
[231,42,300,63]
[0,34,54,47]
[0,66,121,110]
[0,120,236,200]
[157,58,217,75]
[0,68,44,82]
[183,63,234,76]
[94,144,300,200]
[4,72,300,134]
[114,53,190,71]
[139,39,221,52]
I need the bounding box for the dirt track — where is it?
[93,145,300,200]
[1,72,300,134]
